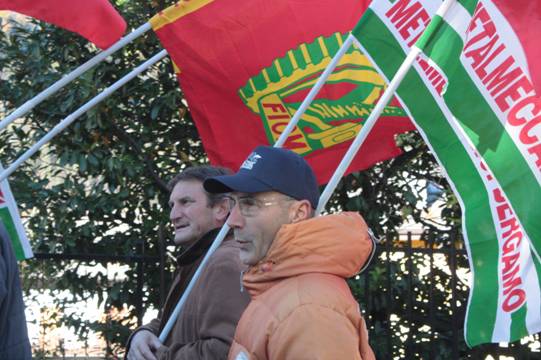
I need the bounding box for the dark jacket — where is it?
[127,229,250,359]
[0,222,32,359]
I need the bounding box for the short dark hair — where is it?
[168,165,233,207]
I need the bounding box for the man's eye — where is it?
[239,198,257,207]
[178,199,194,206]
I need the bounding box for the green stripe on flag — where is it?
[0,207,25,260]
[352,8,374,40]
[353,9,500,345]
[510,304,528,343]
[458,0,478,15]
[415,15,443,50]
[422,17,541,256]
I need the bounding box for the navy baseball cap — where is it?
[204,146,320,209]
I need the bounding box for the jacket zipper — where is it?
[239,270,244,292]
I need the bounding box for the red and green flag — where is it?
[0,0,126,49]
[150,0,415,184]
[353,0,541,346]
[0,165,32,260]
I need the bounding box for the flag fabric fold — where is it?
[150,0,415,184]
[0,0,126,49]
[353,0,541,346]
[491,0,541,94]
[0,165,32,261]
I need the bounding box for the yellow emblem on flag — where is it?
[238,32,405,155]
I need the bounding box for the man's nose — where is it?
[170,205,183,221]
[226,203,245,228]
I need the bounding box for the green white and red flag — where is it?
[150,0,415,184]
[0,165,32,260]
[0,0,126,49]
[353,0,541,346]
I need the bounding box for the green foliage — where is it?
[0,0,189,356]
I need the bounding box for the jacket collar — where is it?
[243,212,373,298]
[176,228,221,266]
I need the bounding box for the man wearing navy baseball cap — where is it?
[204,146,376,360]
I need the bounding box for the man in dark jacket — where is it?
[126,166,250,360]
[0,221,32,359]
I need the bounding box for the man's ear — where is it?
[213,198,230,223]
[288,199,313,223]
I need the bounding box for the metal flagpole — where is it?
[316,45,422,214]
[158,34,356,342]
[274,34,355,147]
[159,224,231,342]
[316,0,456,214]
[0,23,152,131]
[0,49,167,183]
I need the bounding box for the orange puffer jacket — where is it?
[228,212,376,360]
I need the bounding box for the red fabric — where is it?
[0,0,126,49]
[492,0,541,95]
[153,0,415,185]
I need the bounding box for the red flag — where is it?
[0,0,126,49]
[151,0,415,184]
[492,0,541,95]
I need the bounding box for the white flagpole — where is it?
[158,34,356,342]
[0,49,167,182]
[316,45,421,214]
[159,224,231,342]
[275,34,355,147]
[0,23,152,131]
[315,0,457,214]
